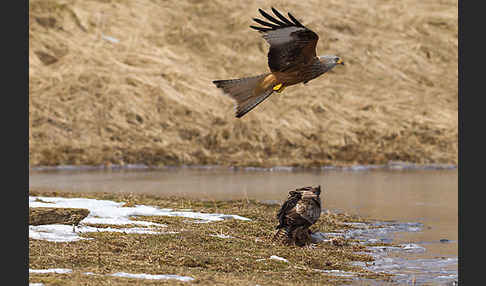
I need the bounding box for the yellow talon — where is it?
[273,83,285,93]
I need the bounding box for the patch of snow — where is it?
[436,274,458,280]
[399,243,426,253]
[29,224,177,243]
[29,196,250,242]
[29,268,72,274]
[30,196,249,224]
[29,224,91,242]
[270,255,289,263]
[29,269,194,282]
[84,217,165,227]
[183,219,212,224]
[210,234,233,239]
[29,284,45,286]
[161,210,250,222]
[109,272,194,281]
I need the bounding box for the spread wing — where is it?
[276,190,302,228]
[250,8,319,72]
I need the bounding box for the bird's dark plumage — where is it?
[274,186,322,245]
[250,8,319,72]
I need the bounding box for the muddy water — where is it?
[29,167,458,285]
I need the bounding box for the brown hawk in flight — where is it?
[213,8,344,118]
[274,185,322,245]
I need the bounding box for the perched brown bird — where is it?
[212,8,344,118]
[274,186,322,245]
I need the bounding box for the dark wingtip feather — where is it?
[287,12,303,27]
[251,8,309,34]
[253,18,279,28]
[271,7,293,25]
[258,8,287,26]
[249,25,270,32]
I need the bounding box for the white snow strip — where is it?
[399,243,426,252]
[183,219,212,224]
[270,255,289,263]
[29,224,178,243]
[29,269,194,282]
[29,224,90,242]
[29,268,72,274]
[437,275,458,279]
[157,210,250,222]
[29,283,45,286]
[83,217,165,227]
[29,196,250,224]
[210,234,233,239]
[109,272,194,281]
[29,196,249,242]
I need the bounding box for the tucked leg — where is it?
[273,83,286,93]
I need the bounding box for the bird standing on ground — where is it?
[274,186,322,245]
[212,8,344,118]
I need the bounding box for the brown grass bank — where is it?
[29,0,458,167]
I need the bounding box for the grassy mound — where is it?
[29,0,457,167]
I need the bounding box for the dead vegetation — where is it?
[29,190,393,285]
[29,207,89,226]
[29,0,457,167]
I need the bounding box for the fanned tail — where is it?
[212,73,278,118]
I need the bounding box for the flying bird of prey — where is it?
[212,8,344,118]
[274,186,322,245]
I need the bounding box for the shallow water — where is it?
[29,166,458,285]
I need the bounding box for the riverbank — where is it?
[29,189,400,285]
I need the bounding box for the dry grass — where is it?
[29,189,395,285]
[29,0,458,167]
[29,207,89,226]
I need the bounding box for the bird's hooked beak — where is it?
[336,58,344,65]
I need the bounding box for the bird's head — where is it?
[319,55,344,68]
